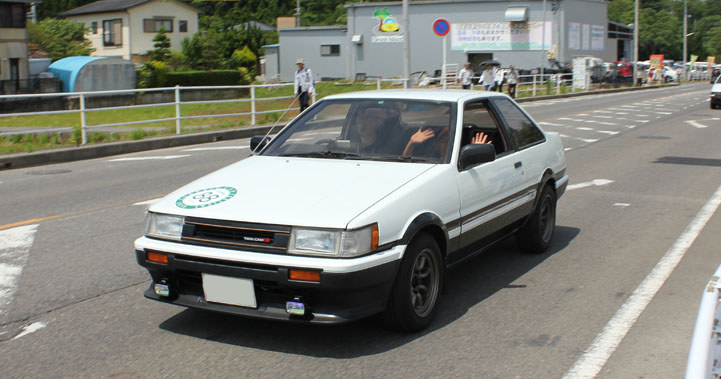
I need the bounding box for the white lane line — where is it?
[576,127,594,131]
[109,155,190,162]
[539,122,566,127]
[134,198,162,206]
[592,115,613,119]
[613,203,631,207]
[654,111,672,115]
[597,130,619,135]
[12,322,47,340]
[0,224,37,315]
[567,179,613,190]
[182,146,246,152]
[563,181,721,379]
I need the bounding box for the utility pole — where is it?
[402,0,410,88]
[682,0,687,82]
[295,0,301,27]
[541,0,547,78]
[633,0,638,85]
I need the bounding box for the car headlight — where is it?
[288,224,379,257]
[145,212,184,240]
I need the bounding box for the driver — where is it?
[355,106,400,154]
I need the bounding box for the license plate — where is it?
[202,273,257,308]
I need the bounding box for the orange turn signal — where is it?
[370,223,379,250]
[289,269,320,282]
[147,252,168,264]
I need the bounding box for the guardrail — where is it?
[0,83,297,144]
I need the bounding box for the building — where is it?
[268,0,631,82]
[0,0,31,93]
[60,0,200,64]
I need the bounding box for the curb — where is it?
[0,83,674,171]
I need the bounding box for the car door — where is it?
[489,97,548,198]
[454,99,528,262]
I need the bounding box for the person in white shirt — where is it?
[506,65,519,98]
[457,62,473,89]
[479,66,495,91]
[494,67,505,92]
[294,58,315,112]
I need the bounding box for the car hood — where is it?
[150,156,434,228]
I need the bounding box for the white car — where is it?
[135,90,568,332]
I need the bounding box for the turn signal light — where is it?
[289,269,320,282]
[147,252,168,264]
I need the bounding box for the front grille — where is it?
[181,217,291,253]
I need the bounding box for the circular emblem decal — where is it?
[176,187,237,209]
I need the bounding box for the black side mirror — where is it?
[459,143,496,170]
[250,136,271,152]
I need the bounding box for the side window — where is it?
[461,101,509,155]
[492,98,544,149]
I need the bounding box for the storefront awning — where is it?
[505,7,528,22]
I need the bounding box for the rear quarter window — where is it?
[492,98,545,149]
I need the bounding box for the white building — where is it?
[60,0,200,64]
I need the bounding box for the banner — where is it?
[690,54,698,64]
[451,22,551,50]
[568,23,580,50]
[709,56,716,68]
[650,55,664,70]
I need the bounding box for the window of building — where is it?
[143,18,173,33]
[320,44,340,56]
[0,3,26,28]
[90,21,97,34]
[103,19,123,47]
[179,20,188,32]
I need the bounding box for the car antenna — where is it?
[252,94,301,154]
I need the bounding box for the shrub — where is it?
[71,125,83,146]
[10,134,22,144]
[130,129,148,140]
[137,61,168,88]
[38,133,50,144]
[230,46,257,77]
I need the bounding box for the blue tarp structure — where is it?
[48,56,136,92]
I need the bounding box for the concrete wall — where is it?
[75,59,137,92]
[278,27,347,82]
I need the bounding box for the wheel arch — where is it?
[399,212,449,262]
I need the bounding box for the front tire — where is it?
[383,234,443,332]
[517,184,557,254]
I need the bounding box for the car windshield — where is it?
[261,99,456,163]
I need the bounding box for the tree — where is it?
[148,27,171,62]
[28,18,94,60]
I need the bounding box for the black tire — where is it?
[516,184,556,254]
[383,234,443,332]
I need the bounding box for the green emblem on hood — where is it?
[176,186,237,209]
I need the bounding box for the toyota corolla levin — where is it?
[135,89,568,332]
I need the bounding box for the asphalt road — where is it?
[0,82,719,378]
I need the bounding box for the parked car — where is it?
[711,76,721,109]
[135,90,568,332]
[662,67,678,83]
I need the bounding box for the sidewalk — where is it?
[0,83,674,171]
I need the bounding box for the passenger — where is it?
[402,127,491,159]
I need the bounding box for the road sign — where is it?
[433,19,450,37]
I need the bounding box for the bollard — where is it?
[251,84,256,126]
[532,75,537,97]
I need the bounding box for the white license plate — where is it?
[202,274,257,308]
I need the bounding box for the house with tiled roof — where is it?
[60,0,200,64]
[1,0,32,93]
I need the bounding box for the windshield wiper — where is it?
[363,155,437,163]
[280,151,361,159]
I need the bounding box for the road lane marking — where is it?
[108,155,190,162]
[0,194,164,231]
[567,179,613,190]
[182,146,247,152]
[563,181,721,379]
[12,322,46,340]
[613,203,631,207]
[0,225,37,315]
[685,118,719,129]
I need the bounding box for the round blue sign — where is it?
[433,19,450,36]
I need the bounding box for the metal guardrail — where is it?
[0,83,298,144]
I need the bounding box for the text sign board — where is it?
[433,19,450,36]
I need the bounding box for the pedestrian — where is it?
[457,62,473,90]
[494,67,505,92]
[506,65,518,98]
[294,58,315,112]
[480,65,495,91]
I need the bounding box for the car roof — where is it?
[322,89,509,103]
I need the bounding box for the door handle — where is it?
[514,161,523,169]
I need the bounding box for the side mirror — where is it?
[250,136,271,152]
[459,143,496,170]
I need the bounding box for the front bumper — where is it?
[711,94,721,106]
[135,240,404,324]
